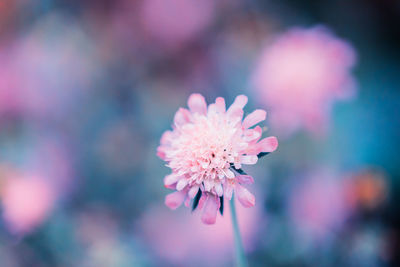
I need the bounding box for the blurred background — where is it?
[0,0,399,266]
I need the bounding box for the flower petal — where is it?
[197,194,207,210]
[160,131,173,144]
[227,107,244,124]
[157,131,173,159]
[228,95,248,113]
[235,184,255,208]
[236,175,254,185]
[242,109,266,129]
[215,97,226,113]
[257,136,278,153]
[224,183,234,200]
[243,128,262,142]
[165,191,186,210]
[215,183,223,196]
[207,103,218,116]
[201,195,220,224]
[241,155,258,165]
[252,126,263,140]
[174,108,191,127]
[176,179,188,191]
[164,174,179,188]
[188,185,200,199]
[204,180,213,191]
[188,93,207,115]
[224,169,235,179]
[156,148,166,160]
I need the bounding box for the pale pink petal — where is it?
[242,109,266,129]
[234,162,241,170]
[257,136,278,153]
[228,95,248,113]
[157,131,174,159]
[249,126,263,145]
[165,191,186,210]
[201,195,220,224]
[197,193,207,210]
[224,183,234,200]
[236,175,254,185]
[243,129,262,142]
[224,169,235,179]
[174,108,191,127]
[207,103,218,115]
[188,185,200,198]
[203,180,212,191]
[156,148,166,160]
[176,179,188,191]
[241,155,258,165]
[235,184,255,208]
[164,174,179,188]
[187,93,207,115]
[227,106,244,124]
[215,183,223,196]
[160,130,173,145]
[215,97,226,113]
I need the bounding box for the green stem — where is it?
[230,195,247,267]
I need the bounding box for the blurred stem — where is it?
[230,195,247,267]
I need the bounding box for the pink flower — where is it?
[252,26,357,136]
[140,0,215,50]
[0,46,24,115]
[0,14,97,119]
[289,171,353,240]
[157,93,278,224]
[1,174,56,235]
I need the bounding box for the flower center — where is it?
[168,113,243,190]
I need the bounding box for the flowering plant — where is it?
[252,26,357,136]
[157,94,278,224]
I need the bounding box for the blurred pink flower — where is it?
[138,199,262,265]
[0,47,24,115]
[140,0,215,50]
[157,93,277,224]
[28,136,74,193]
[0,134,72,235]
[289,171,353,239]
[252,26,357,136]
[1,174,55,235]
[0,14,97,119]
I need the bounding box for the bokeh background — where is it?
[0,0,399,266]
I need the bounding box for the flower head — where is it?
[252,26,357,136]
[140,0,215,50]
[289,170,352,240]
[1,174,56,235]
[157,93,277,224]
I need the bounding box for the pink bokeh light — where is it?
[289,170,354,240]
[1,172,56,235]
[252,26,357,137]
[140,0,215,50]
[138,198,263,265]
